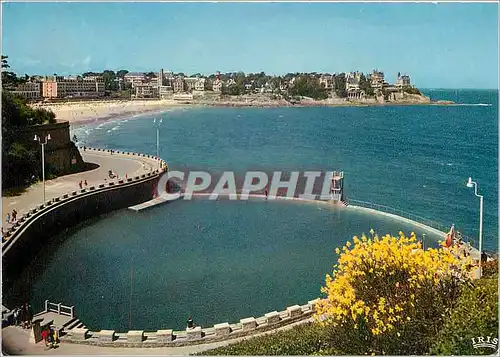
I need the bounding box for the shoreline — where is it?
[31,97,456,126]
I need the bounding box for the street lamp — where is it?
[466,177,483,277]
[153,118,163,168]
[34,134,51,204]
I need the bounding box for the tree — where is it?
[1,55,19,89]
[2,91,57,189]
[116,70,129,78]
[316,232,471,355]
[288,76,328,100]
[334,73,347,98]
[102,70,117,91]
[359,73,374,96]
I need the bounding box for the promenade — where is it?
[2,149,160,233]
[2,316,312,355]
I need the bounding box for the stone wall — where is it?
[17,121,86,174]
[61,299,321,347]
[2,153,168,292]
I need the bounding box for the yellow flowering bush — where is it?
[315,231,472,355]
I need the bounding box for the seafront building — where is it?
[319,75,335,91]
[9,81,43,100]
[41,75,105,99]
[369,70,385,90]
[395,72,411,88]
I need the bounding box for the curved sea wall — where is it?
[62,299,319,347]
[2,148,168,291]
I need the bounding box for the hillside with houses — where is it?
[3,58,436,106]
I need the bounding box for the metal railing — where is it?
[347,198,477,249]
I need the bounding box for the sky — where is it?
[1,2,499,89]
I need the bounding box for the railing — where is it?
[347,198,477,249]
[2,147,168,248]
[45,300,75,318]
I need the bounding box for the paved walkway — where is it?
[2,318,313,355]
[2,149,160,232]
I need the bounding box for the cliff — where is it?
[16,121,86,175]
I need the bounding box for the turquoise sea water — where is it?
[73,89,498,248]
[8,89,498,332]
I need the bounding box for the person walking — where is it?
[41,327,50,347]
[79,181,83,189]
[11,210,17,222]
[6,213,10,224]
[13,307,20,326]
[84,179,88,187]
[20,304,27,329]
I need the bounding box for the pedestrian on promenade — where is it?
[12,209,17,222]
[84,179,88,187]
[84,146,86,152]
[13,307,20,326]
[20,304,27,329]
[6,213,10,224]
[79,181,83,189]
[41,327,50,347]
[48,325,58,348]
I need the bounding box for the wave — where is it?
[454,103,492,107]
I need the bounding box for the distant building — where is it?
[172,77,185,93]
[319,75,335,90]
[369,70,385,90]
[124,72,146,88]
[173,93,193,101]
[42,75,105,99]
[10,81,42,100]
[159,85,173,98]
[185,77,206,92]
[347,88,366,100]
[395,72,411,88]
[134,83,158,98]
[345,72,361,91]
[212,79,223,92]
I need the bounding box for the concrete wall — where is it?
[2,151,168,292]
[62,299,321,347]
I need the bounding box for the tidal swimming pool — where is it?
[8,198,443,331]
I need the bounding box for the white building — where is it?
[10,81,42,100]
[396,73,411,88]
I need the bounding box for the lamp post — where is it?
[34,134,51,204]
[153,118,162,168]
[466,177,483,277]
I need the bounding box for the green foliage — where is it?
[430,272,498,355]
[334,73,347,98]
[201,323,336,356]
[403,86,421,95]
[359,73,374,96]
[2,91,57,189]
[482,260,498,277]
[289,76,328,100]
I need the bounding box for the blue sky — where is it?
[2,2,498,89]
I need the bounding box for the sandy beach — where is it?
[30,99,189,124]
[30,93,447,125]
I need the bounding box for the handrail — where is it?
[45,300,75,318]
[348,198,478,249]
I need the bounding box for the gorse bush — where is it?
[315,232,472,355]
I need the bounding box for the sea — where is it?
[6,89,498,331]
